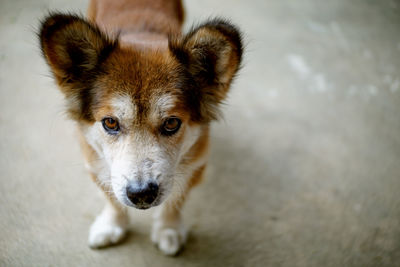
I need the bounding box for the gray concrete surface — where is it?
[1,0,400,266]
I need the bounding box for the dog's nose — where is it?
[126,182,159,208]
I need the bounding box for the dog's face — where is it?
[81,51,205,208]
[39,14,242,209]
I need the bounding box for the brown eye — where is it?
[161,117,181,136]
[102,117,120,134]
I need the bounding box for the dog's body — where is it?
[40,0,242,255]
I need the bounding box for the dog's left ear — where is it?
[169,19,243,121]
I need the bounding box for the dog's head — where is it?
[39,13,242,209]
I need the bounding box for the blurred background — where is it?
[0,0,399,266]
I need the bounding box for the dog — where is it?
[39,0,243,255]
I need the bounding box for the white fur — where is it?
[155,94,176,117]
[108,132,175,207]
[151,216,187,255]
[88,202,128,248]
[111,95,136,121]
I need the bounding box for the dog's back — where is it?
[88,0,184,49]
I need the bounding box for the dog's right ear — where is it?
[169,19,243,122]
[39,13,117,86]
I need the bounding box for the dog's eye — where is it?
[102,117,120,134]
[161,117,181,136]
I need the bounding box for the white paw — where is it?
[88,215,127,248]
[151,221,187,256]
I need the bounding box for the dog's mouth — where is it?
[130,196,163,210]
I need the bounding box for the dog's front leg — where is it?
[152,165,205,255]
[78,131,129,248]
[88,181,129,248]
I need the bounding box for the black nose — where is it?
[126,182,159,208]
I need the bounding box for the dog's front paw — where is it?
[151,221,187,256]
[88,214,127,248]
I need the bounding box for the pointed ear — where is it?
[39,13,117,86]
[169,19,243,121]
[39,13,117,121]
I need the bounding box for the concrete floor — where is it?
[1,0,400,266]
